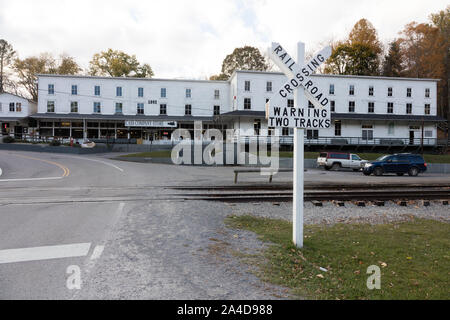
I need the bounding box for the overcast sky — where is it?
[0,0,448,79]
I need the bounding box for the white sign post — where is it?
[266,42,331,248]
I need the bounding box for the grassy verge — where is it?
[120,150,450,163]
[120,150,172,158]
[225,215,450,300]
[265,151,450,163]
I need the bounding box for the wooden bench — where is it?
[234,168,294,183]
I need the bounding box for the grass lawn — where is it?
[271,151,450,163]
[121,150,450,163]
[120,150,173,158]
[225,216,450,300]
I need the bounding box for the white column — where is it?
[293,42,305,248]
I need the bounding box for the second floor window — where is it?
[425,88,430,98]
[266,81,272,92]
[369,86,374,96]
[388,87,393,97]
[244,98,251,110]
[94,86,101,96]
[407,88,412,98]
[330,100,335,112]
[15,103,22,112]
[349,85,355,95]
[425,104,430,115]
[116,87,122,97]
[115,102,123,113]
[48,84,54,95]
[214,90,220,99]
[244,81,250,91]
[334,120,341,136]
[93,102,101,113]
[137,103,144,114]
[71,85,78,95]
[387,102,394,113]
[213,105,220,115]
[186,88,191,98]
[70,101,78,113]
[138,87,144,97]
[185,104,192,115]
[161,88,167,98]
[47,101,55,112]
[406,103,412,114]
[368,102,375,113]
[160,104,167,115]
[348,101,355,112]
[329,84,335,95]
[9,102,15,112]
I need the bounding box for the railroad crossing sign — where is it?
[266,42,332,129]
[266,42,331,248]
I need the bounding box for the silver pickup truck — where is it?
[317,152,368,171]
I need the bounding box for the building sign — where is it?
[125,120,177,128]
[266,42,332,129]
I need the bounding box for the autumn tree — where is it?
[210,46,268,80]
[0,39,16,93]
[324,19,382,76]
[14,53,81,101]
[382,40,403,77]
[323,42,378,75]
[430,5,450,120]
[348,19,383,55]
[89,49,154,78]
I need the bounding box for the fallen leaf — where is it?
[317,274,324,279]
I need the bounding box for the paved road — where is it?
[0,151,290,299]
[0,150,449,299]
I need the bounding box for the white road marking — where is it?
[0,167,2,177]
[65,156,124,172]
[90,245,105,260]
[0,243,91,264]
[0,177,63,182]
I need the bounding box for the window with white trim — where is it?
[406,103,412,114]
[349,85,355,95]
[348,101,355,112]
[387,102,394,113]
[70,101,78,113]
[48,84,54,95]
[425,88,430,98]
[406,88,412,98]
[425,104,430,115]
[47,101,55,113]
[244,98,251,110]
[266,81,272,92]
[137,103,144,115]
[368,102,375,113]
[244,81,250,91]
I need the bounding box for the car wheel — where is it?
[374,167,383,176]
[396,173,404,176]
[353,169,360,172]
[331,163,341,171]
[363,172,371,176]
[408,167,419,176]
[324,166,331,171]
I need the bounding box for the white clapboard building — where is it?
[32,71,446,149]
[0,92,37,139]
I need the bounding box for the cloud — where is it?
[0,0,448,79]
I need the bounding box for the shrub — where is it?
[2,136,15,143]
[49,140,61,146]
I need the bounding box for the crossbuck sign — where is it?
[266,42,332,248]
[266,42,332,129]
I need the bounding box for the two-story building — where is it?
[32,71,446,148]
[0,92,37,139]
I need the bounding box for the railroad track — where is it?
[169,184,450,203]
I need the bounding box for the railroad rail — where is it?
[168,184,450,203]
